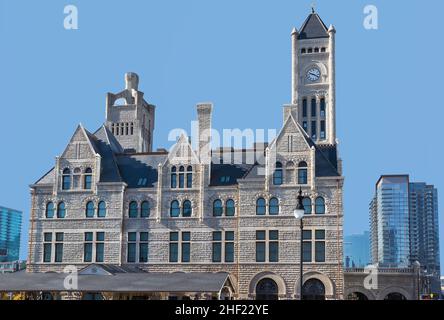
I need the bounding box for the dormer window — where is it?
[62,168,71,190]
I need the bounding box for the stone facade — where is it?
[27,11,344,299]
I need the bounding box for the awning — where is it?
[0,265,233,293]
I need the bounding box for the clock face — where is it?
[306,68,321,82]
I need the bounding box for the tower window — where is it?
[302,99,307,118]
[311,121,317,140]
[308,48,313,53]
[120,124,124,136]
[301,48,306,54]
[311,98,317,117]
[125,123,129,135]
[321,47,326,52]
[320,121,326,139]
[111,123,115,135]
[303,121,308,131]
[130,123,134,135]
[320,98,326,117]
[314,47,319,53]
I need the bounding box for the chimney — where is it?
[196,103,213,164]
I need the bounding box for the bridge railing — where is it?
[345,267,415,274]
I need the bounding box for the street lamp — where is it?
[293,187,305,300]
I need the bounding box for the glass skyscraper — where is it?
[0,206,22,262]
[344,232,371,268]
[371,175,411,268]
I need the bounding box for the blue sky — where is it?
[0,0,443,270]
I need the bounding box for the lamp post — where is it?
[293,187,305,300]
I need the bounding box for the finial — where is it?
[125,72,139,90]
[311,2,316,13]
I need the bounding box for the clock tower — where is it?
[289,10,336,145]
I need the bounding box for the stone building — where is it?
[27,10,344,300]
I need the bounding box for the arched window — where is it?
[315,197,325,215]
[129,201,138,218]
[62,168,71,190]
[45,202,54,218]
[186,166,193,188]
[178,166,185,188]
[298,161,308,185]
[84,168,92,190]
[141,201,150,218]
[256,278,278,300]
[314,47,319,53]
[301,48,306,54]
[225,199,235,217]
[170,200,180,217]
[308,48,313,53]
[97,201,106,218]
[303,197,312,215]
[273,162,283,185]
[182,200,192,217]
[269,198,279,215]
[57,202,66,218]
[256,198,266,215]
[213,199,223,217]
[85,201,95,218]
[171,166,177,188]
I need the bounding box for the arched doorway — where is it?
[256,278,278,300]
[384,292,407,301]
[302,279,325,300]
[347,292,369,301]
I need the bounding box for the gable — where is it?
[270,115,312,154]
[61,125,98,160]
[164,134,200,166]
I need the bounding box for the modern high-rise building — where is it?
[0,206,22,263]
[344,232,370,268]
[369,175,440,293]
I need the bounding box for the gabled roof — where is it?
[298,12,329,40]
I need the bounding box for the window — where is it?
[212,231,222,262]
[139,232,149,263]
[43,233,52,262]
[213,200,223,217]
[182,200,192,217]
[179,166,185,188]
[311,121,317,140]
[171,167,177,188]
[320,98,326,117]
[273,162,283,185]
[225,231,235,262]
[303,198,312,215]
[301,48,306,54]
[97,201,106,218]
[57,202,66,218]
[129,201,138,218]
[62,168,71,190]
[170,200,180,217]
[127,232,137,263]
[85,201,94,218]
[46,202,54,219]
[321,47,326,52]
[303,230,326,263]
[269,231,279,262]
[320,121,326,140]
[55,233,64,263]
[256,198,266,215]
[96,232,105,263]
[315,230,326,262]
[186,166,193,188]
[84,232,93,262]
[212,231,235,263]
[169,232,179,262]
[302,99,307,118]
[308,48,313,53]
[298,162,308,185]
[269,198,279,215]
[84,168,92,189]
[311,98,317,117]
[315,197,326,215]
[141,201,150,218]
[302,230,312,262]
[314,47,319,53]
[225,199,235,217]
[181,232,191,263]
[303,121,308,131]
[256,231,266,262]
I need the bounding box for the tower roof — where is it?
[298,11,329,40]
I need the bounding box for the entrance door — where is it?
[302,279,326,300]
[256,278,278,300]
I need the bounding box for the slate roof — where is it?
[298,12,329,40]
[0,269,231,293]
